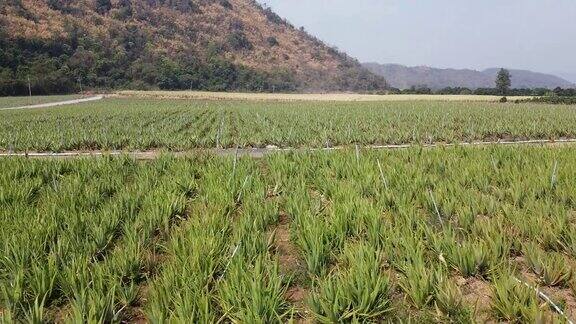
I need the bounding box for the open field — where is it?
[115,90,533,102]
[2,94,576,322]
[0,95,85,109]
[1,146,576,322]
[1,98,575,152]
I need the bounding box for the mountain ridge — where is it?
[363,63,575,90]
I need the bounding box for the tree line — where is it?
[0,36,298,96]
[386,86,561,96]
[388,69,574,97]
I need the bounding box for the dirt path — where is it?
[0,95,104,111]
[0,138,575,159]
[270,213,310,321]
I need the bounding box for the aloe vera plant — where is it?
[435,276,472,321]
[491,273,544,322]
[2,144,576,323]
[308,243,394,322]
[2,99,576,151]
[524,243,573,287]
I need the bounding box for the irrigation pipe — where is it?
[514,277,574,324]
[218,243,240,281]
[2,138,576,159]
[376,159,389,191]
[428,190,444,228]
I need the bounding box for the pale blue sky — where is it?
[258,0,576,81]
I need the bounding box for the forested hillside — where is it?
[0,0,386,95]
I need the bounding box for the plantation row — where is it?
[1,98,576,152]
[2,146,576,322]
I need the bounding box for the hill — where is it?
[363,63,574,90]
[0,0,386,95]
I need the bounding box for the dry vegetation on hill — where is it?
[0,0,386,95]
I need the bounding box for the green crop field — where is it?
[2,94,576,322]
[0,98,575,152]
[2,146,576,322]
[0,95,84,109]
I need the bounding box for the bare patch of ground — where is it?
[114,90,533,102]
[122,304,148,324]
[274,213,301,272]
[268,212,311,321]
[286,286,308,309]
[455,275,493,322]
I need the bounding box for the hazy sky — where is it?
[258,0,576,81]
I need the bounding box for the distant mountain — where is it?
[0,0,386,95]
[555,72,576,84]
[363,63,575,90]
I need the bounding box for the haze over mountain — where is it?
[363,63,575,90]
[557,72,576,84]
[0,0,385,95]
[261,1,576,86]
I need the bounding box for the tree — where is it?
[116,0,133,20]
[266,36,279,47]
[227,31,253,51]
[496,68,511,96]
[95,0,112,14]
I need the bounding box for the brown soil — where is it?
[273,213,305,277]
[285,285,313,324]
[286,286,308,307]
[456,275,493,322]
[47,304,72,324]
[122,305,148,324]
[274,214,301,272]
[119,251,165,323]
[268,212,311,321]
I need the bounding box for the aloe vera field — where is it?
[1,98,576,152]
[2,95,576,323]
[2,0,575,321]
[1,145,576,323]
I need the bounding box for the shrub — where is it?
[529,96,576,105]
[263,7,284,25]
[227,31,253,51]
[219,0,232,9]
[266,36,279,47]
[95,0,111,14]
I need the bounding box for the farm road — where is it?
[0,95,104,111]
[1,139,576,160]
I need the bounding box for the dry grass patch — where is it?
[114,90,532,102]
